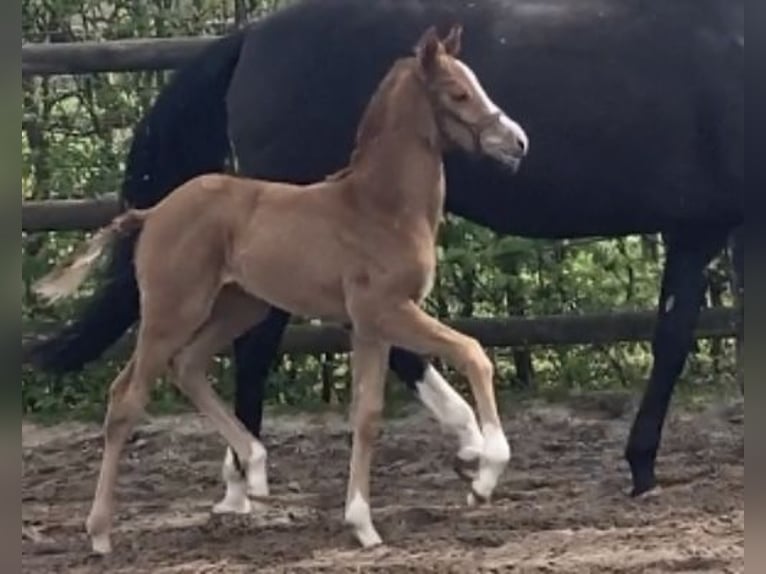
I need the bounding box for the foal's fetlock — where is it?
[466,423,510,506]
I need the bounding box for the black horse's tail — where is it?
[27,30,246,373]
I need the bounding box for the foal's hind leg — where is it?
[344,334,390,548]
[361,301,510,505]
[87,270,225,554]
[170,285,271,514]
[87,329,185,553]
[85,357,140,554]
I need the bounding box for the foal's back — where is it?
[136,167,440,323]
[133,172,372,321]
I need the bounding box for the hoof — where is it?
[90,533,112,555]
[212,501,252,515]
[212,498,252,515]
[466,487,490,507]
[453,454,480,482]
[353,525,383,549]
[628,465,657,498]
[630,483,663,499]
[247,479,269,499]
[212,490,252,515]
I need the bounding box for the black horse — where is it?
[29,0,743,497]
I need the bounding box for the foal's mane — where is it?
[324,59,422,182]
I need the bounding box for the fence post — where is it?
[235,0,248,28]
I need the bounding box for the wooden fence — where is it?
[21,192,740,357]
[21,35,742,363]
[22,308,739,363]
[22,36,217,76]
[23,195,121,232]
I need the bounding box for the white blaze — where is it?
[454,59,529,153]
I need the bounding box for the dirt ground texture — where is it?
[22,393,744,573]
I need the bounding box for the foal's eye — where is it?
[451,91,470,102]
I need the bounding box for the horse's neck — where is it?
[348,74,445,233]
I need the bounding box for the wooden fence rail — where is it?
[22,36,218,77]
[23,194,121,232]
[23,308,738,363]
[21,197,740,360]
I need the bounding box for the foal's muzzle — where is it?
[478,113,529,173]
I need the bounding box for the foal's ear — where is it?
[443,23,462,56]
[415,26,442,73]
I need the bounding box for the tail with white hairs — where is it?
[33,210,147,303]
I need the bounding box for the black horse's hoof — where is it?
[625,446,657,498]
[629,471,657,498]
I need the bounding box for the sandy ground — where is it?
[22,394,744,573]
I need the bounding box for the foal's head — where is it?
[414,25,528,171]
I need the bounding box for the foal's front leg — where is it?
[86,357,142,555]
[344,334,390,548]
[389,348,484,480]
[376,301,511,504]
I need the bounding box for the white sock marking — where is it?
[344,490,382,548]
[415,366,483,460]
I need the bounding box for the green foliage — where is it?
[21,0,737,423]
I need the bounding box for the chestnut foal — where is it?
[34,24,528,553]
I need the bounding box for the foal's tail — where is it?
[26,30,246,372]
[32,211,148,304]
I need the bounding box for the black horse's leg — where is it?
[232,308,292,438]
[212,307,291,513]
[389,347,484,479]
[626,230,729,496]
[731,226,744,394]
